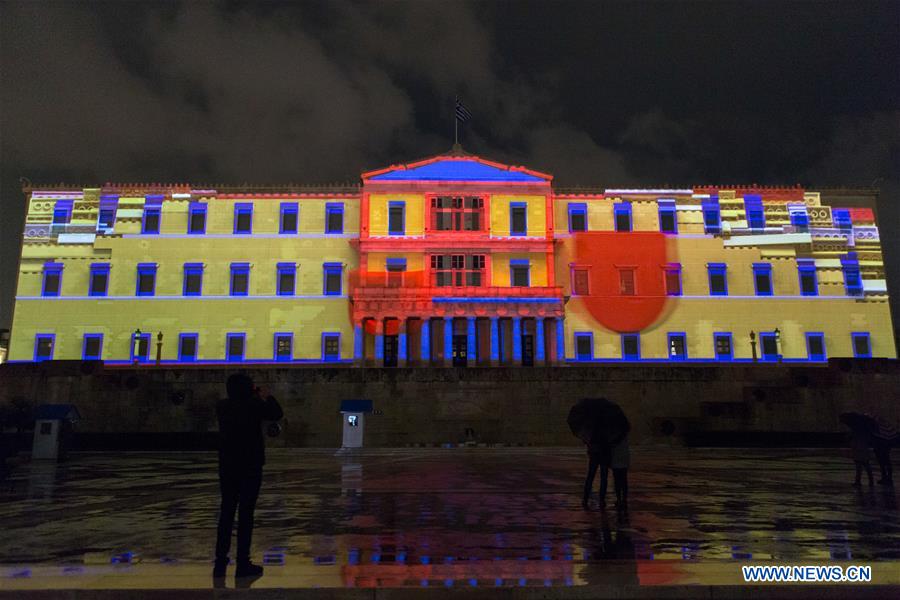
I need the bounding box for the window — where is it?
[230,263,250,296]
[179,333,198,362]
[388,201,405,235]
[52,200,73,225]
[621,334,640,360]
[568,203,587,232]
[708,263,728,296]
[668,333,687,360]
[34,334,54,362]
[280,202,298,234]
[136,263,157,296]
[619,268,636,296]
[571,267,590,295]
[322,333,341,361]
[510,202,527,236]
[42,263,63,297]
[760,332,778,361]
[658,201,677,234]
[226,333,245,361]
[806,333,826,361]
[664,264,682,296]
[98,198,117,230]
[833,209,852,233]
[714,333,733,361]
[614,203,632,232]
[386,258,406,288]
[744,196,765,230]
[89,263,110,297]
[277,263,296,296]
[789,205,809,232]
[131,332,151,362]
[142,200,161,234]
[575,333,593,360]
[325,203,344,234]
[797,260,818,296]
[324,263,342,295]
[82,334,103,360]
[274,333,293,361]
[183,263,203,296]
[852,333,871,358]
[233,203,253,234]
[753,263,773,296]
[702,199,721,234]
[431,254,485,287]
[841,253,863,297]
[431,196,484,231]
[188,202,207,234]
[510,260,530,287]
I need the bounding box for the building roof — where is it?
[339,399,374,413]
[363,149,552,183]
[34,404,81,421]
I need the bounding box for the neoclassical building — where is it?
[8,149,896,365]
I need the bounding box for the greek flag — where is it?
[455,97,472,122]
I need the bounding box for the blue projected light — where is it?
[369,159,545,182]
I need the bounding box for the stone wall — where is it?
[0,360,897,448]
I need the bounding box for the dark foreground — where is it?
[0,448,898,598]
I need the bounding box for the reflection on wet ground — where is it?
[0,448,898,590]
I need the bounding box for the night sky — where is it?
[1,1,898,332]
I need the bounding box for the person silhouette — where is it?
[213,374,283,579]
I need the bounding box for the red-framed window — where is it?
[430,196,484,231]
[430,254,486,286]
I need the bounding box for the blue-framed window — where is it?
[277,263,296,296]
[98,197,118,230]
[280,202,299,234]
[841,253,863,297]
[179,333,199,362]
[188,202,207,234]
[797,260,818,296]
[142,199,162,234]
[621,334,640,360]
[788,205,809,232]
[664,263,682,296]
[89,263,110,297]
[136,263,157,296]
[322,333,341,361]
[34,334,55,362]
[574,332,593,360]
[805,333,826,361]
[386,257,406,288]
[708,263,728,296]
[42,262,63,297]
[744,195,765,231]
[658,201,677,234]
[226,333,246,362]
[568,203,587,232]
[230,263,250,296]
[82,333,103,361]
[510,259,530,287]
[183,263,203,296]
[325,202,344,234]
[323,262,343,295]
[714,333,733,361]
[233,203,253,234]
[852,333,871,358]
[702,198,721,234]
[52,200,73,225]
[833,209,852,233]
[274,333,293,361]
[753,263,773,296]
[131,332,151,363]
[614,202,632,232]
[760,332,779,361]
[510,202,527,236]
[668,333,687,360]
[388,201,406,235]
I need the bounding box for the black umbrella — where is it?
[568,398,630,446]
[839,412,877,435]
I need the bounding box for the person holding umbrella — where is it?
[872,415,897,486]
[840,412,875,487]
[568,398,630,509]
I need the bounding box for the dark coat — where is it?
[216,394,283,471]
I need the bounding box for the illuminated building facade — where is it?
[8,150,896,365]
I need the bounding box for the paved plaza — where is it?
[0,447,898,595]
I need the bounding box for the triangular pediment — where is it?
[363,154,552,183]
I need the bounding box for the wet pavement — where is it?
[0,448,899,592]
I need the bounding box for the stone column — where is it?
[420,318,431,365]
[556,317,566,364]
[398,320,408,367]
[353,322,364,366]
[444,317,453,366]
[466,317,476,366]
[489,317,500,366]
[374,320,384,365]
[535,318,545,365]
[512,317,522,365]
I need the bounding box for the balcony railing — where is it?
[350,284,563,301]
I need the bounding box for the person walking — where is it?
[849,425,874,487]
[872,416,897,486]
[582,423,611,509]
[213,374,283,579]
[610,432,630,508]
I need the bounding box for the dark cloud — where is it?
[1,1,898,329]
